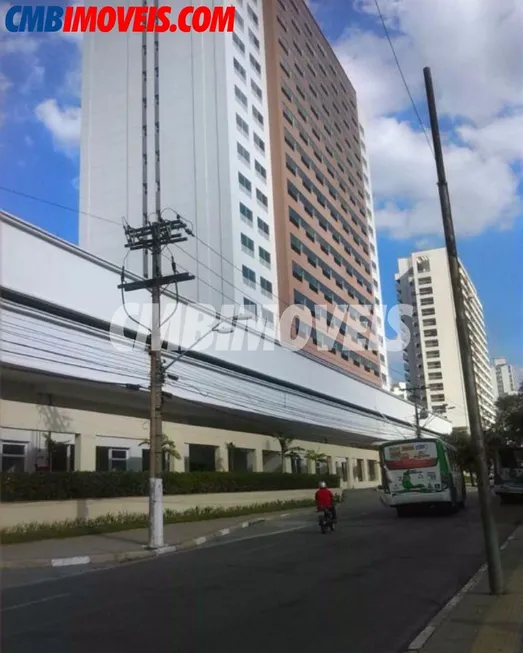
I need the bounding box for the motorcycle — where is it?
[318,507,335,534]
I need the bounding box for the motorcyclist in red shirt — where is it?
[315,481,337,522]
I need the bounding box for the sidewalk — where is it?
[411,525,523,653]
[0,509,307,569]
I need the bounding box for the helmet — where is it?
[319,481,327,488]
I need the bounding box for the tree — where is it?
[487,390,523,447]
[139,434,182,471]
[304,449,328,473]
[226,442,236,472]
[443,428,476,483]
[272,434,304,473]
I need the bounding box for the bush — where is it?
[0,471,339,502]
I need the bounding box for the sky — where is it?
[0,0,522,384]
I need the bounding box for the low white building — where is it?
[0,212,451,489]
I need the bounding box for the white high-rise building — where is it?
[79,0,278,325]
[491,357,519,399]
[395,248,496,430]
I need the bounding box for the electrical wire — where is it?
[1,184,416,383]
[373,0,434,156]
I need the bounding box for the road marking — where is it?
[51,556,91,567]
[2,593,71,612]
[197,523,310,550]
[407,525,521,652]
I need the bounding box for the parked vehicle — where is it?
[493,446,523,503]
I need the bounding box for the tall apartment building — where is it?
[79,0,389,387]
[395,248,496,430]
[262,0,388,388]
[80,0,278,327]
[491,357,519,399]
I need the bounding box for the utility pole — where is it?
[410,385,426,438]
[119,219,194,549]
[423,67,504,595]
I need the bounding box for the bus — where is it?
[378,438,466,517]
[493,446,523,504]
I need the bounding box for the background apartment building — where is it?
[395,248,496,430]
[491,357,519,399]
[80,0,278,328]
[262,0,388,387]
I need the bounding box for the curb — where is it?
[0,511,303,570]
[406,524,523,652]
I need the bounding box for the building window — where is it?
[257,217,269,237]
[421,308,435,316]
[418,276,432,285]
[260,277,273,297]
[236,113,249,136]
[426,350,440,359]
[255,160,266,180]
[256,189,268,208]
[253,133,265,152]
[235,85,248,107]
[1,441,26,472]
[242,265,256,288]
[247,4,258,25]
[423,318,437,327]
[243,297,257,318]
[425,339,439,348]
[248,28,259,50]
[249,53,261,75]
[232,33,245,54]
[262,307,274,324]
[259,246,271,266]
[428,372,443,380]
[237,142,250,164]
[96,446,128,472]
[251,79,262,100]
[240,202,253,225]
[431,394,445,403]
[238,172,252,194]
[241,233,255,255]
[233,58,246,80]
[252,106,264,126]
[368,460,378,482]
[356,459,364,482]
[419,287,433,296]
[235,11,244,29]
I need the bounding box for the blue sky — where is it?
[1,0,522,383]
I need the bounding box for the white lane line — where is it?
[196,524,310,550]
[2,593,71,613]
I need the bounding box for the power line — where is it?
[373,0,434,156]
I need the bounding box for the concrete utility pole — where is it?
[119,219,194,549]
[411,385,427,438]
[423,67,504,595]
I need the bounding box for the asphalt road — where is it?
[2,491,522,653]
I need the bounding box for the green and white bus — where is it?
[378,438,466,517]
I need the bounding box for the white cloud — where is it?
[334,0,523,240]
[35,99,81,154]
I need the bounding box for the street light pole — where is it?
[424,66,504,595]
